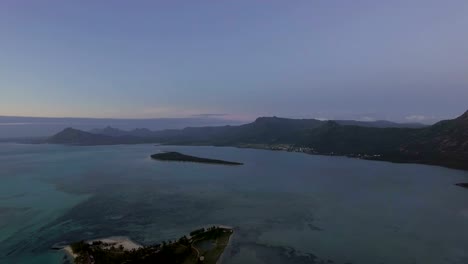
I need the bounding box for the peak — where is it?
[63,127,78,132]
[253,117,268,123]
[456,110,468,121]
[59,127,87,134]
[254,116,282,122]
[50,127,87,140]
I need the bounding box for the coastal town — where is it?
[241,143,383,160]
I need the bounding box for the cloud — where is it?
[405,115,427,122]
[314,117,329,121]
[0,122,35,125]
[190,113,228,118]
[359,116,376,122]
[138,107,203,118]
[141,107,177,115]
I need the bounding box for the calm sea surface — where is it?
[1,143,468,264]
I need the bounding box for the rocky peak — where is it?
[461,110,468,119]
[455,109,468,123]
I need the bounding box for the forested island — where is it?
[66,226,233,264]
[151,152,243,165]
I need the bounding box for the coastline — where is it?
[232,144,468,172]
[151,151,243,165]
[89,236,142,250]
[216,226,235,264]
[61,236,142,262]
[63,245,77,259]
[60,227,233,263]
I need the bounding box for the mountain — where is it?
[89,126,130,137]
[88,117,422,144]
[130,128,155,137]
[48,128,145,145]
[0,116,243,138]
[335,120,426,128]
[88,119,425,138]
[46,110,468,170]
[396,110,468,169]
[149,117,421,147]
[90,127,157,138]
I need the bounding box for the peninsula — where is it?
[151,152,243,165]
[65,226,233,264]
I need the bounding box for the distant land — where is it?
[24,109,468,171]
[88,119,427,138]
[0,116,243,138]
[151,152,243,165]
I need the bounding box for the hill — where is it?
[46,111,468,170]
[335,120,426,128]
[48,128,146,145]
[89,127,156,138]
[396,110,468,169]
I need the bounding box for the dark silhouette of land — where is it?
[151,152,243,165]
[44,109,468,171]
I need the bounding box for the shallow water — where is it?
[1,143,468,264]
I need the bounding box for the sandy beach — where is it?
[62,236,142,261]
[63,245,78,259]
[89,236,142,250]
[216,227,235,264]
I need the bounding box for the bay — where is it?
[1,143,468,264]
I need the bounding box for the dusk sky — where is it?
[1,1,467,123]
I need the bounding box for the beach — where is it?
[62,236,142,261]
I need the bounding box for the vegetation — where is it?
[48,110,468,170]
[47,128,146,145]
[151,152,243,165]
[69,226,233,264]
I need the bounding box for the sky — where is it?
[1,0,468,123]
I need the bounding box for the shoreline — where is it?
[60,226,233,263]
[151,151,243,165]
[216,227,235,264]
[232,144,468,172]
[63,245,77,259]
[88,236,142,250]
[61,236,142,262]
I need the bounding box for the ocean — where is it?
[1,143,468,264]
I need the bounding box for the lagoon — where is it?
[1,143,468,264]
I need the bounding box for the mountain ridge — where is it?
[88,117,426,138]
[47,110,468,170]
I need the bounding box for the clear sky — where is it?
[1,1,467,123]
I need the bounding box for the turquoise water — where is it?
[1,143,468,264]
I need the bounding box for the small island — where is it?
[64,226,234,264]
[151,152,243,165]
